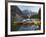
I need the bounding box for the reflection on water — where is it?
[15,25,40,31]
[11,18,41,31]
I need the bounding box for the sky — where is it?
[17,5,41,13]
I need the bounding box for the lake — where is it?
[15,25,40,31]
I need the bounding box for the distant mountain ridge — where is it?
[22,10,38,16]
